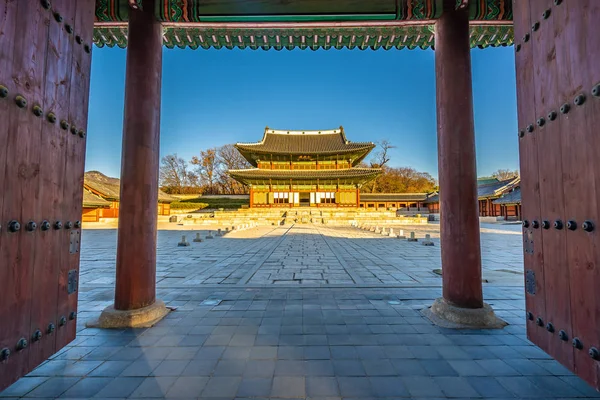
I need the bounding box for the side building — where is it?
[424,177,521,219]
[83,171,177,218]
[493,187,521,220]
[228,127,381,208]
[358,193,430,211]
[82,190,111,222]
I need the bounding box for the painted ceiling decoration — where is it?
[93,0,513,50]
[95,0,512,23]
[94,24,512,50]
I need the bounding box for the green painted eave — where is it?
[93,23,513,50]
[93,0,513,50]
[95,0,512,23]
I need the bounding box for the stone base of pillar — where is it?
[87,299,170,329]
[422,298,507,329]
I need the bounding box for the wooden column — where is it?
[435,3,483,309]
[114,0,162,311]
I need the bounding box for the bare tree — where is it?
[491,168,519,181]
[370,140,396,168]
[159,154,198,194]
[191,148,219,194]
[369,139,396,192]
[216,144,251,194]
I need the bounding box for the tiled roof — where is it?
[228,167,381,182]
[477,177,520,199]
[84,171,121,201]
[84,171,177,203]
[423,193,439,204]
[359,193,429,202]
[82,190,111,208]
[422,177,520,204]
[493,187,521,205]
[236,128,375,156]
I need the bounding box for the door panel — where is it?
[514,0,600,389]
[513,0,548,356]
[0,0,95,391]
[529,0,574,371]
[560,0,600,386]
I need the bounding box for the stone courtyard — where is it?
[2,223,599,399]
[80,223,524,288]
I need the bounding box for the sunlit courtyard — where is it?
[79,223,524,288]
[3,223,599,399]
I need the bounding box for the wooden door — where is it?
[514,0,600,390]
[0,0,95,391]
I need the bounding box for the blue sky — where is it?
[87,45,518,179]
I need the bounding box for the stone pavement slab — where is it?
[4,223,595,400]
[3,286,598,399]
[79,223,524,288]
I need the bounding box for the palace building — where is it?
[83,171,177,219]
[424,176,521,219]
[228,127,381,208]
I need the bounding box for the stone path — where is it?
[3,286,599,399]
[4,223,597,399]
[80,223,524,288]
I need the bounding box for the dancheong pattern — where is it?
[93,24,513,51]
[94,0,512,22]
[93,0,513,50]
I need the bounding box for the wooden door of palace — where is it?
[0,0,95,391]
[514,0,600,390]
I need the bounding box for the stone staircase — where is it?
[175,207,427,227]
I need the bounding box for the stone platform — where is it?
[176,208,428,229]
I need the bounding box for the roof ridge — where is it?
[264,127,344,136]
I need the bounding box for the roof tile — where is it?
[236,129,374,155]
[84,171,177,203]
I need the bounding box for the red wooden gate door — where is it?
[514,0,600,390]
[0,0,95,391]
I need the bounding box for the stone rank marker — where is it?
[178,235,190,247]
[422,234,434,246]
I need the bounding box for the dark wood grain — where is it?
[0,0,49,389]
[558,0,600,389]
[0,0,19,391]
[434,3,483,309]
[114,0,162,311]
[24,0,56,370]
[513,0,548,353]
[0,0,94,391]
[529,0,574,371]
[56,0,95,352]
[516,0,600,388]
[29,0,75,370]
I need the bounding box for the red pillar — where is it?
[114,0,162,311]
[435,3,483,309]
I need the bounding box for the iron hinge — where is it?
[67,269,78,294]
[524,230,534,255]
[525,269,536,295]
[69,229,80,254]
